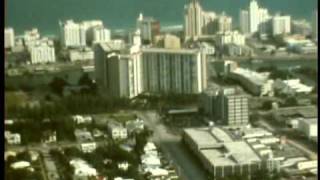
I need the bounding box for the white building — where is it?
[5,131,21,145]
[184,0,203,40]
[228,66,274,96]
[107,121,128,140]
[60,19,103,47]
[72,115,93,124]
[80,142,97,153]
[92,26,111,44]
[202,11,217,35]
[312,10,318,41]
[29,38,56,64]
[240,10,249,34]
[249,0,260,33]
[215,31,246,46]
[69,47,94,62]
[69,159,97,178]
[298,118,317,138]
[5,27,15,49]
[272,15,291,36]
[24,28,41,49]
[214,13,232,34]
[273,79,313,95]
[241,0,271,35]
[94,42,143,98]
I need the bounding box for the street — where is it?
[136,111,208,180]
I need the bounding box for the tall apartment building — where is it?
[141,48,207,94]
[92,26,111,45]
[94,42,142,98]
[30,39,56,64]
[184,0,203,40]
[212,13,232,34]
[240,0,271,35]
[202,11,216,35]
[136,13,160,44]
[240,10,249,34]
[292,20,312,36]
[312,10,318,41]
[272,15,291,36]
[5,27,15,49]
[60,20,104,47]
[24,28,41,49]
[202,87,249,126]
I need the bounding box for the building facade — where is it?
[312,10,318,41]
[184,0,203,40]
[5,27,15,49]
[213,13,232,34]
[272,15,291,36]
[141,48,207,94]
[30,39,56,64]
[136,13,160,44]
[60,19,104,47]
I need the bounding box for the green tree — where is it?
[49,77,68,96]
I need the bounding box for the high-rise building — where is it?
[240,10,249,34]
[92,26,111,45]
[24,28,41,49]
[184,0,203,40]
[60,20,82,47]
[312,10,318,41]
[213,13,232,34]
[292,20,312,36]
[136,13,160,44]
[258,8,271,35]
[94,42,142,98]
[60,20,104,47]
[5,27,15,49]
[30,39,56,64]
[140,48,207,94]
[249,0,260,33]
[241,0,271,35]
[272,15,291,36]
[202,86,249,126]
[202,11,217,35]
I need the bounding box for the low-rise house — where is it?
[118,162,129,171]
[126,119,144,134]
[69,159,97,178]
[11,161,31,169]
[5,131,21,145]
[80,142,97,153]
[42,130,57,143]
[72,115,93,124]
[74,129,94,142]
[107,121,128,140]
[298,118,317,139]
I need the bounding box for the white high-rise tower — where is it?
[184,0,203,40]
[249,0,259,33]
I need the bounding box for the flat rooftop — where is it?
[200,141,261,167]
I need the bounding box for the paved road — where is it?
[6,140,108,152]
[136,111,208,180]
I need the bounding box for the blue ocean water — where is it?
[5,0,317,36]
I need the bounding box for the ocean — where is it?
[5,0,317,36]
